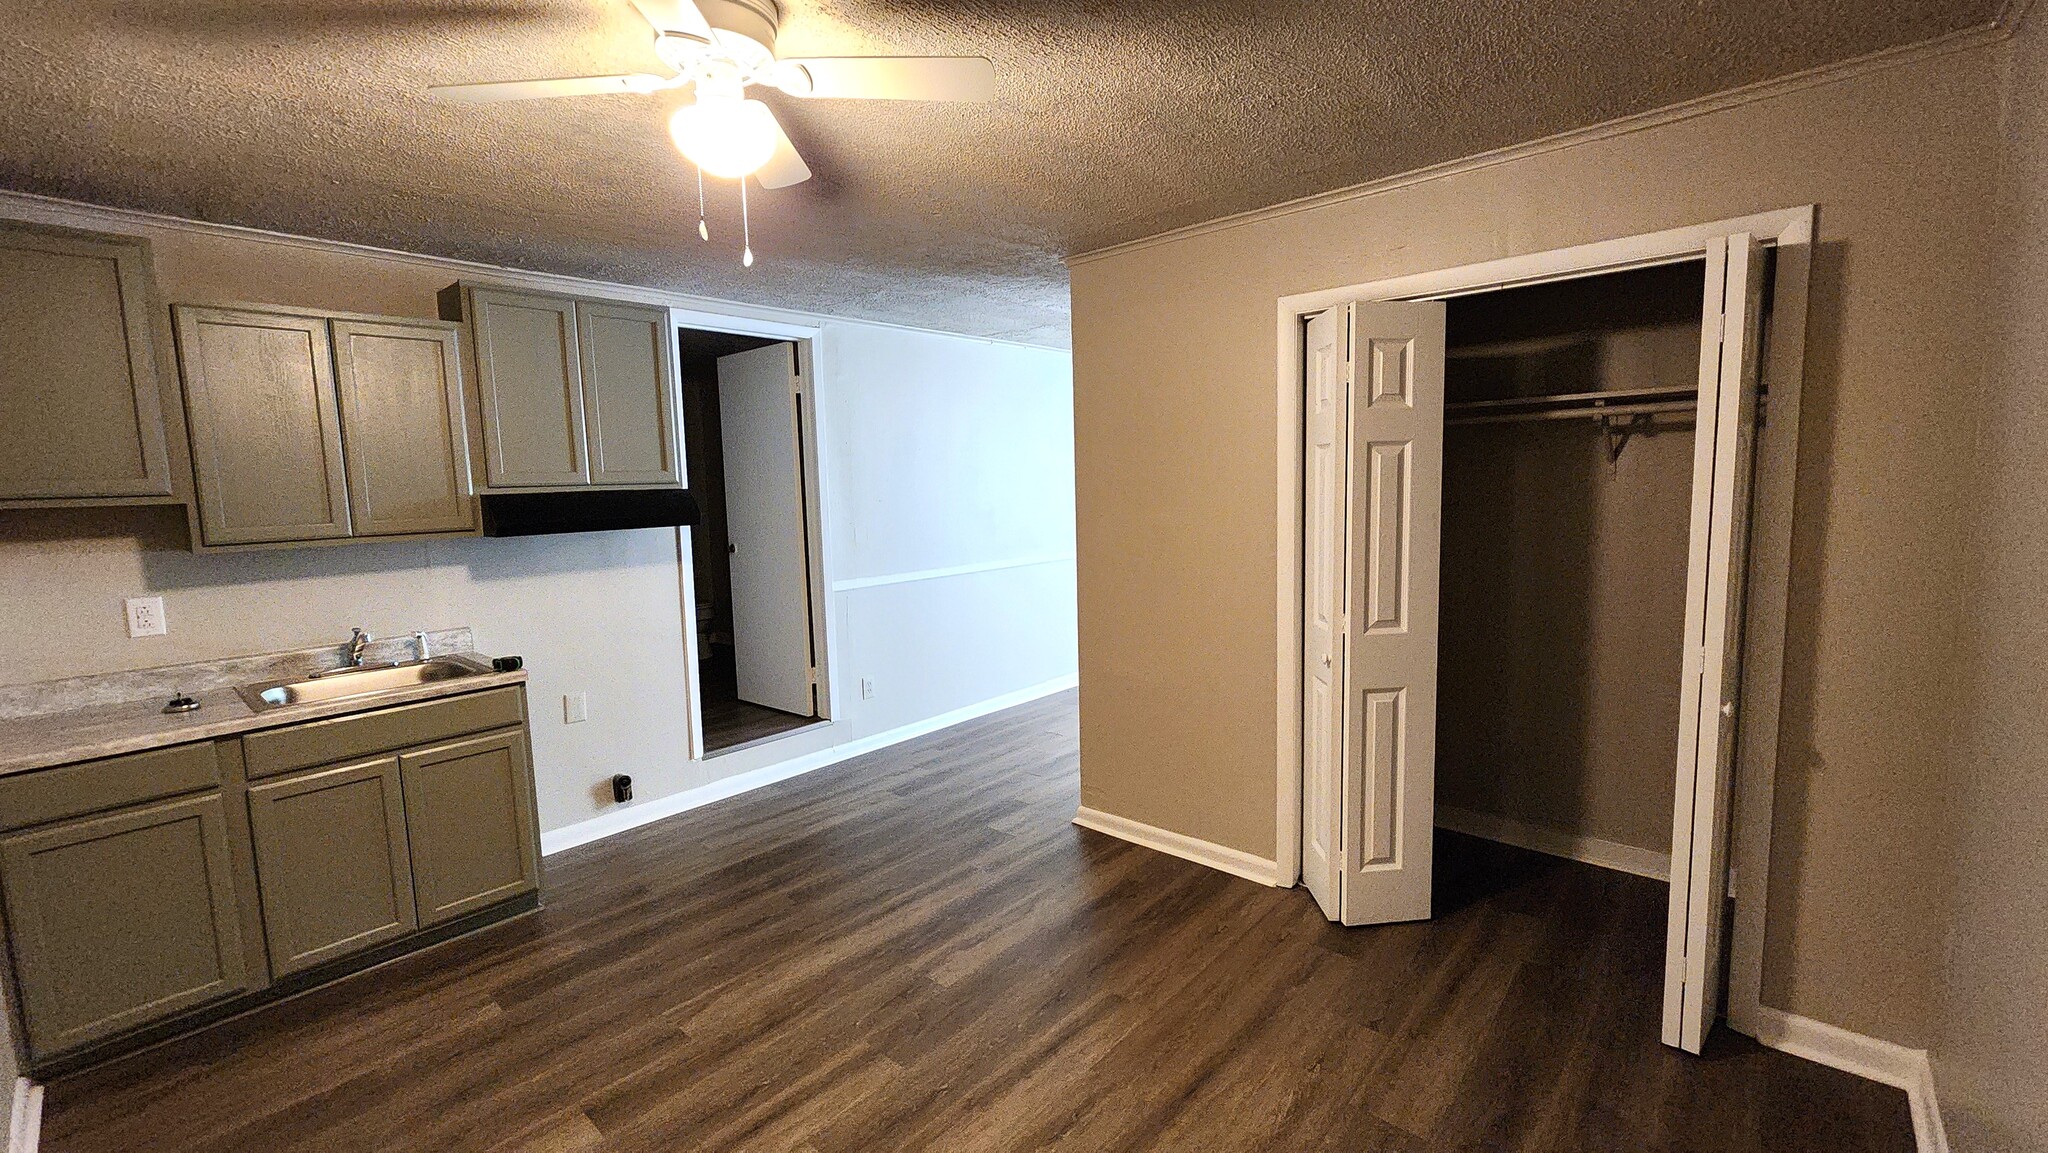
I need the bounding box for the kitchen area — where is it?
[0,215,700,1081]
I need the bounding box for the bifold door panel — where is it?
[1663,234,1768,1055]
[1301,300,1446,928]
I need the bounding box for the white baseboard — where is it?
[540,674,1080,856]
[1071,806,1281,886]
[7,1078,41,1153]
[1751,1007,1948,1153]
[1435,804,1671,882]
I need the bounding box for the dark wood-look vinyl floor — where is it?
[701,694,820,754]
[41,690,1913,1153]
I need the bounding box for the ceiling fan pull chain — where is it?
[696,166,709,241]
[741,177,755,267]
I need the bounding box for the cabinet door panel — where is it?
[247,757,417,977]
[175,306,351,544]
[332,319,476,536]
[0,794,249,1058]
[469,289,587,488]
[0,228,173,498]
[400,729,540,926]
[578,301,680,486]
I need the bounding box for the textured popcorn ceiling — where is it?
[0,0,1994,347]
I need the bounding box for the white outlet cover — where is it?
[860,678,875,700]
[563,692,589,724]
[125,596,167,638]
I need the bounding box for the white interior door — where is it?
[1663,234,1767,1053]
[717,342,817,717]
[1301,307,1349,920]
[1306,302,1446,927]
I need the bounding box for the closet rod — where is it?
[1446,399,1696,427]
[1445,384,1697,413]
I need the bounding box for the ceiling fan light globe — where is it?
[668,98,778,179]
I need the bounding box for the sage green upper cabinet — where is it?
[174,305,475,547]
[400,728,541,927]
[332,319,477,536]
[0,793,252,1057]
[442,283,683,491]
[465,288,590,488]
[175,306,353,546]
[0,224,176,501]
[579,301,681,485]
[246,756,417,977]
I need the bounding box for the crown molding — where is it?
[1066,21,2011,268]
[0,189,1066,353]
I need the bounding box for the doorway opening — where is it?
[1281,211,1810,1056]
[677,326,826,757]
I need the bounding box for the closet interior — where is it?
[1435,260,1709,875]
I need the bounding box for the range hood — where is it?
[480,489,701,537]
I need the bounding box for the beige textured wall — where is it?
[1072,45,2001,1047]
[1936,11,2048,1150]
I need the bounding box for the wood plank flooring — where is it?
[701,695,820,754]
[39,690,1914,1152]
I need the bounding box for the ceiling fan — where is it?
[426,0,996,194]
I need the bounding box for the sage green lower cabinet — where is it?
[401,729,541,927]
[0,794,251,1057]
[246,756,417,976]
[0,688,541,1071]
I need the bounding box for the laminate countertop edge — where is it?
[0,664,529,778]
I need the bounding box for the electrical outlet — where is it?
[859,678,875,700]
[124,596,167,638]
[563,692,589,724]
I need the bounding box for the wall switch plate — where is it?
[125,596,167,638]
[563,692,589,724]
[860,678,875,700]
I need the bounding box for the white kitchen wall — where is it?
[0,196,1077,838]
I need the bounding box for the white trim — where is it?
[1071,807,1281,887]
[1750,1008,1948,1153]
[6,1078,41,1153]
[0,189,1059,353]
[1435,805,1670,882]
[1272,207,1812,1046]
[830,553,1075,592]
[541,673,1078,855]
[1067,25,2003,268]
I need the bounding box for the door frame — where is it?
[1271,205,1814,1039]
[668,306,836,764]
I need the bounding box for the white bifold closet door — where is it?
[1302,301,1446,926]
[717,342,817,718]
[1663,234,1768,1054]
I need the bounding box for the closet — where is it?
[1296,231,1777,1055]
[1437,261,1705,873]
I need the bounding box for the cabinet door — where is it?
[468,289,588,488]
[175,306,352,545]
[332,319,477,536]
[0,226,173,499]
[0,794,250,1058]
[246,757,417,977]
[577,301,681,486]
[400,729,540,926]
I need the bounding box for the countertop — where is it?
[0,631,527,777]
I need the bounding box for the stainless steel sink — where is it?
[237,654,493,712]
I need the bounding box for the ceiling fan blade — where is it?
[756,109,812,189]
[771,56,995,101]
[629,0,712,41]
[427,74,670,104]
